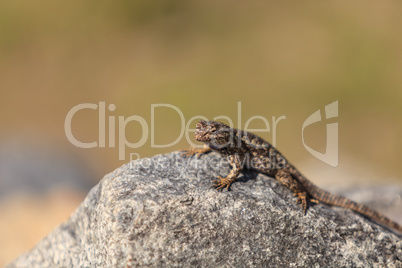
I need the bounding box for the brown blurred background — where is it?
[1,0,402,265]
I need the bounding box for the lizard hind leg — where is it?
[295,192,308,214]
[275,170,309,214]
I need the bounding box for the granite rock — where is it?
[9,152,402,267]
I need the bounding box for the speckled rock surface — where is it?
[8,152,402,267]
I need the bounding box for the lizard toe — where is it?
[180,150,195,158]
[212,176,232,191]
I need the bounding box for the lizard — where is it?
[182,120,402,234]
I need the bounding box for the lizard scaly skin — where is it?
[182,120,402,234]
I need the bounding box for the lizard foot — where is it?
[212,176,234,191]
[181,146,211,158]
[180,148,203,158]
[294,192,308,214]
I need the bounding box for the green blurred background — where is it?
[1,0,402,265]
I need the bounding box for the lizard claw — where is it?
[212,176,233,191]
[181,147,211,158]
[180,148,200,158]
[294,192,308,215]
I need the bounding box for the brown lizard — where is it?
[182,120,402,234]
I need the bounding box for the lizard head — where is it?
[195,120,232,148]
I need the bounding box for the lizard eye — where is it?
[209,127,216,132]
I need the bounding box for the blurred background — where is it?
[1,0,402,265]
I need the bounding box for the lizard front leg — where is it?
[181,144,212,158]
[275,170,310,214]
[213,154,242,190]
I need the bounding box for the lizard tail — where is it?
[289,167,402,233]
[307,182,402,233]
